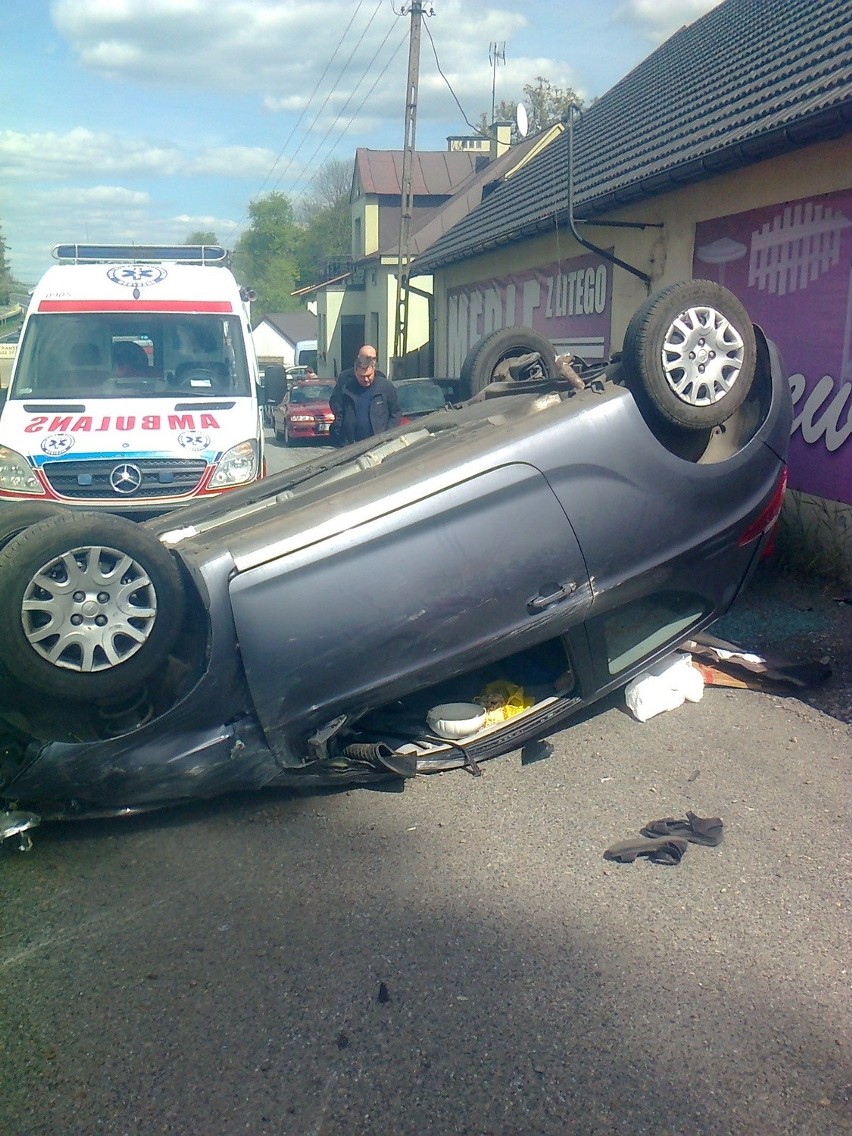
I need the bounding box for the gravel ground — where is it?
[2,687,849,1136]
[713,558,852,725]
[1,554,850,1136]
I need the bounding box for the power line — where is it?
[252,1,371,202]
[238,0,387,229]
[267,1,390,198]
[274,17,407,203]
[422,19,488,137]
[241,1,490,242]
[287,24,410,212]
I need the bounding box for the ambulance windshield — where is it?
[11,313,252,400]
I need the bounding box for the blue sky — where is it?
[1,0,719,284]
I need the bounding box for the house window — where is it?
[354,217,362,257]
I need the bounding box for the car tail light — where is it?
[737,467,787,546]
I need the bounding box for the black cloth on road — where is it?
[603,837,689,865]
[640,811,724,846]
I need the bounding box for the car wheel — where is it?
[0,512,184,701]
[622,280,757,430]
[461,326,558,395]
[0,503,73,549]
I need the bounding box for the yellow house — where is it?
[301,148,476,377]
[302,125,566,378]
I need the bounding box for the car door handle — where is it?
[527,581,578,611]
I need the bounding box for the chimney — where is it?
[490,119,513,160]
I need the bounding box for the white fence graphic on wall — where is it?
[748,201,850,296]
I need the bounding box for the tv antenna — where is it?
[489,41,506,123]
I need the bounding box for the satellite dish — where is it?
[516,102,529,138]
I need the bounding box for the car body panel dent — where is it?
[229,461,591,750]
[7,717,279,812]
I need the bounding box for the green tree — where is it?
[0,222,13,305]
[233,193,301,324]
[295,158,352,289]
[185,230,219,245]
[477,76,582,142]
[233,159,353,322]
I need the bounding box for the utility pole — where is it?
[392,1,429,375]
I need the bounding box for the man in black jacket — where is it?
[329,346,402,446]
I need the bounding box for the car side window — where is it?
[589,590,708,675]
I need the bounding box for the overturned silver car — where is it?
[0,282,791,837]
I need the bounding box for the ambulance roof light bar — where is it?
[52,244,229,265]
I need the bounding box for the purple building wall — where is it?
[446,252,613,376]
[445,194,850,507]
[694,190,851,505]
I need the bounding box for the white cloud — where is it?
[49,0,581,132]
[0,121,277,280]
[0,130,256,282]
[52,0,354,93]
[174,213,239,235]
[5,183,243,283]
[188,146,281,178]
[0,128,185,180]
[616,0,720,43]
[0,128,276,183]
[46,184,151,207]
[47,0,716,142]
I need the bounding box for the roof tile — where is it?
[355,148,478,197]
[414,0,852,273]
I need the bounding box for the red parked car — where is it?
[272,380,336,445]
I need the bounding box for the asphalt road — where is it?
[264,431,335,475]
[2,428,849,1134]
[2,636,849,1134]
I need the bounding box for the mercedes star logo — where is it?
[109,463,144,495]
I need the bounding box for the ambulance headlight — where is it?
[209,439,259,488]
[0,447,44,494]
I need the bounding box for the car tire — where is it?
[461,326,558,396]
[0,512,184,702]
[0,503,73,549]
[622,280,757,430]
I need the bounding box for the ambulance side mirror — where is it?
[263,364,287,406]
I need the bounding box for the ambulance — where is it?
[0,244,265,514]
